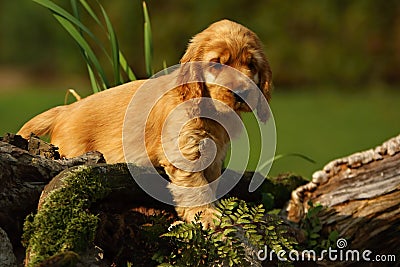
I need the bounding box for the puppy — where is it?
[18,19,272,227]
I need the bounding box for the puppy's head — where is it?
[179,19,272,122]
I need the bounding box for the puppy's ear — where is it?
[178,38,206,102]
[180,35,203,64]
[180,41,197,64]
[256,56,272,123]
[177,62,205,102]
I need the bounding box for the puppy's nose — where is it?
[233,90,249,103]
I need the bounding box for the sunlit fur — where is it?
[18,19,272,227]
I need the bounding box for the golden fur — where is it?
[18,19,272,227]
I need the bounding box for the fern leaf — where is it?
[243,224,257,230]
[222,228,237,236]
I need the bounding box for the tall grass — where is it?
[33,0,152,92]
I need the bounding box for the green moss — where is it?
[258,173,308,210]
[36,251,81,267]
[22,166,111,266]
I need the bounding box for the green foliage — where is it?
[158,198,297,266]
[253,173,308,210]
[33,251,81,267]
[142,1,153,77]
[32,0,153,92]
[22,166,110,266]
[300,201,339,252]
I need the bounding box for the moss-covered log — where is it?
[0,134,105,262]
[23,163,306,266]
[23,165,121,266]
[6,132,400,266]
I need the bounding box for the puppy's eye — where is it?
[210,58,222,70]
[212,63,222,70]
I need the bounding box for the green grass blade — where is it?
[35,0,136,86]
[79,0,135,83]
[119,52,136,81]
[80,0,136,83]
[87,62,100,93]
[257,153,316,173]
[162,60,168,75]
[70,0,80,19]
[34,0,96,41]
[34,0,113,66]
[78,0,103,29]
[54,14,109,89]
[70,0,98,92]
[142,1,153,77]
[98,1,121,85]
[78,0,120,69]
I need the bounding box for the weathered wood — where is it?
[0,227,16,267]
[3,132,400,266]
[287,134,400,259]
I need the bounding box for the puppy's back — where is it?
[18,80,145,162]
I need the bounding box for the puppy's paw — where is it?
[183,207,221,229]
[200,207,221,229]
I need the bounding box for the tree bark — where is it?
[286,134,400,263]
[0,227,16,267]
[0,134,105,251]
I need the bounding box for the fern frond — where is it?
[158,198,297,266]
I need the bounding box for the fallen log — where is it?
[287,134,400,264]
[0,134,105,256]
[0,227,16,267]
[0,134,306,266]
[23,163,306,267]
[3,132,400,266]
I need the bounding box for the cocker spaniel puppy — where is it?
[18,19,272,227]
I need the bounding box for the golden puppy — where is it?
[18,19,272,227]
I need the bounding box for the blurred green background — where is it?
[0,0,399,178]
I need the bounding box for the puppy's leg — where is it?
[163,163,219,228]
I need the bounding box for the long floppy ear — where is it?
[256,54,272,123]
[178,38,206,102]
[177,63,205,102]
[180,37,199,64]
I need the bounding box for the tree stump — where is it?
[287,134,400,264]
